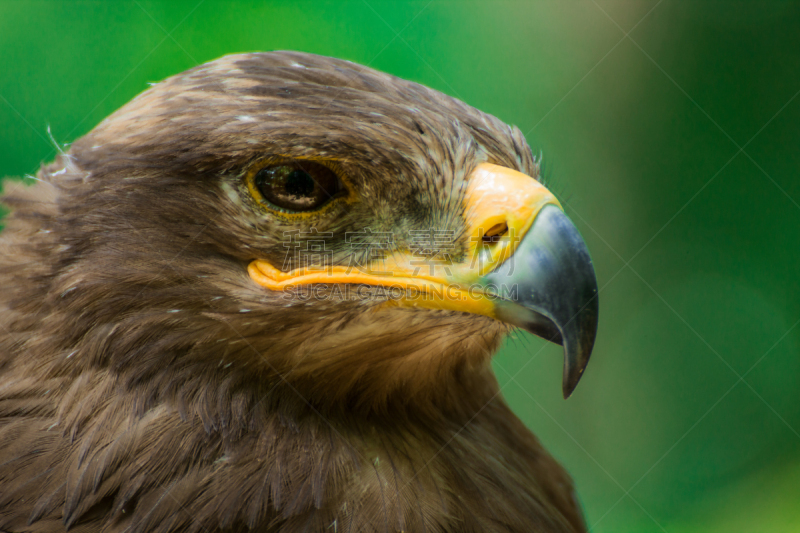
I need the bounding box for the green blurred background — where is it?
[1,1,799,531]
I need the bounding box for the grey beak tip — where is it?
[563,359,587,399]
[562,292,599,398]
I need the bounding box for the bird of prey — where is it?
[0,52,598,533]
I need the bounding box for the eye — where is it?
[253,161,345,212]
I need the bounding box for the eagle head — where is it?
[0,52,597,532]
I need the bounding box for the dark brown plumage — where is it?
[0,52,587,532]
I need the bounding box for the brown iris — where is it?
[254,161,343,212]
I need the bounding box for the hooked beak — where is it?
[482,204,598,397]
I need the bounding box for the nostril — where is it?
[482,222,508,245]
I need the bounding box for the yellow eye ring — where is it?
[245,156,355,219]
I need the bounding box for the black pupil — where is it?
[255,163,340,212]
[284,170,315,198]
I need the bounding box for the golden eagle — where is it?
[0,52,598,533]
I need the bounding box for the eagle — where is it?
[0,52,598,533]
